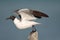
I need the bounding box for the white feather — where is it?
[13,18,40,29]
[17,9,37,20]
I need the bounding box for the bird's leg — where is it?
[32,25,37,32]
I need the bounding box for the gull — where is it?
[7,8,49,31]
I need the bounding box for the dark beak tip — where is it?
[6,18,10,20]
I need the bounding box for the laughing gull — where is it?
[14,8,48,31]
[7,8,49,31]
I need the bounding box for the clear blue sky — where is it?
[0,0,60,40]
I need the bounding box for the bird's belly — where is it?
[14,21,39,29]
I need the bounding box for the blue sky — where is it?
[0,0,60,40]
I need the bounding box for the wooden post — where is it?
[28,31,38,40]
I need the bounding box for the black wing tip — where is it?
[42,13,49,18]
[45,15,49,17]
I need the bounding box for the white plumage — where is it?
[13,18,40,29]
[7,8,48,30]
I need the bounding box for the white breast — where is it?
[13,18,40,29]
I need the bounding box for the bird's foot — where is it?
[32,25,37,32]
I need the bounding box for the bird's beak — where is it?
[6,17,11,20]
